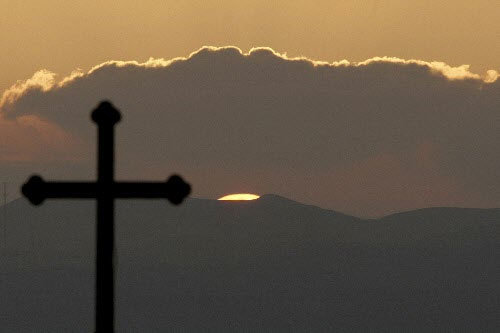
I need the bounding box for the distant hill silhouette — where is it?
[1,196,499,332]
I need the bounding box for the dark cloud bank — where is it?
[1,47,500,217]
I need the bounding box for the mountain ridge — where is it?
[1,194,499,331]
[3,193,499,220]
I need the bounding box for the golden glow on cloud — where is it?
[2,1,500,100]
[81,47,500,83]
[218,193,260,201]
[2,45,498,112]
[0,70,56,107]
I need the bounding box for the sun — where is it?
[218,193,260,201]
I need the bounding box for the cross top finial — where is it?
[91,101,121,125]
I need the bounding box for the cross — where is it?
[21,101,191,333]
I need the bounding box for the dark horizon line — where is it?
[2,192,499,221]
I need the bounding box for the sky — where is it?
[1,1,500,217]
[2,0,500,94]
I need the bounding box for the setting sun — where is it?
[218,193,260,201]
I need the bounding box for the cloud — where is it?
[1,46,499,217]
[0,70,56,107]
[0,115,80,162]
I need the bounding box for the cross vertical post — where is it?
[21,101,191,333]
[92,103,121,332]
[3,182,6,249]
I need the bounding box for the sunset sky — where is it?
[1,1,500,217]
[3,0,500,93]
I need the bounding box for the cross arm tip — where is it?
[166,175,191,205]
[22,175,46,205]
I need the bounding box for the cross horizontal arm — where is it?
[114,175,191,204]
[22,176,97,205]
[22,174,191,206]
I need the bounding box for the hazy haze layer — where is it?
[1,47,499,217]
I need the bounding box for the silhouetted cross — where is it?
[21,101,191,333]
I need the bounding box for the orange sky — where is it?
[1,0,499,94]
[2,1,500,216]
[2,45,499,216]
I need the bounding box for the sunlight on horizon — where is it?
[218,193,260,201]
